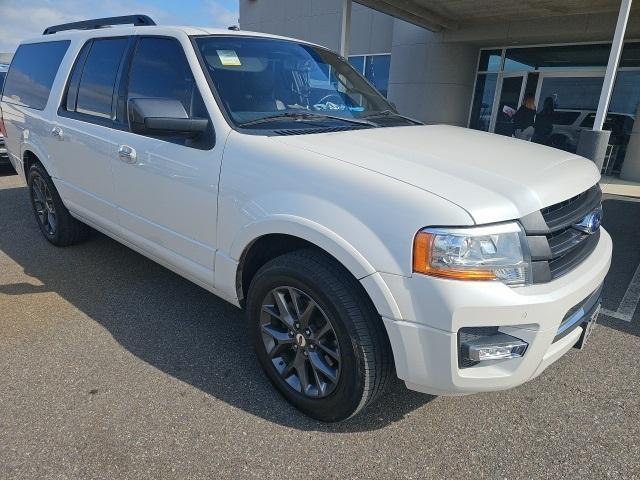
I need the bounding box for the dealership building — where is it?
[240,0,640,181]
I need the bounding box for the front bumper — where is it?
[380,227,612,396]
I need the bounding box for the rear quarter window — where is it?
[1,41,70,110]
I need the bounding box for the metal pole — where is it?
[593,0,632,130]
[340,0,352,57]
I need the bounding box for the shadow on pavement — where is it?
[0,185,434,433]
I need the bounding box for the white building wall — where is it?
[239,0,394,55]
[387,21,478,126]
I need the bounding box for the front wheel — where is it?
[246,249,393,422]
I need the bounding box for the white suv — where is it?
[0,16,612,421]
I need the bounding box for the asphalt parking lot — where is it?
[1,166,639,480]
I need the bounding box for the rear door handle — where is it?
[51,127,64,140]
[118,145,137,164]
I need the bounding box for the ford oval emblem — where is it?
[573,205,603,235]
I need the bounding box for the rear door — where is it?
[49,37,131,228]
[108,36,221,287]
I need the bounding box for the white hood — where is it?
[276,125,600,224]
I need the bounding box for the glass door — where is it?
[493,73,526,136]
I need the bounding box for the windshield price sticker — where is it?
[217,50,242,66]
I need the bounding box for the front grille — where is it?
[521,184,602,284]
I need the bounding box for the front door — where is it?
[109,36,222,288]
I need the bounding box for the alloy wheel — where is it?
[31,175,57,235]
[260,286,341,398]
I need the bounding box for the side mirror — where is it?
[128,98,209,138]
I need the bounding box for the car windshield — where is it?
[194,36,413,129]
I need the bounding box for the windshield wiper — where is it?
[361,110,422,125]
[239,111,377,128]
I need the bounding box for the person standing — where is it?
[533,96,555,145]
[512,94,536,140]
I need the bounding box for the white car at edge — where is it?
[0,16,612,421]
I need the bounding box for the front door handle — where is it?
[118,145,137,164]
[51,127,64,140]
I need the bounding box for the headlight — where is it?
[413,222,531,286]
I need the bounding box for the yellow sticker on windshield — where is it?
[217,50,242,66]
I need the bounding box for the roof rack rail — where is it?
[43,14,156,35]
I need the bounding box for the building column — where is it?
[578,0,632,169]
[340,0,352,57]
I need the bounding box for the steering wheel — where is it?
[315,93,345,108]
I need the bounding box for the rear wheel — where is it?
[246,249,393,422]
[27,162,91,246]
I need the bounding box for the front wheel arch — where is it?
[234,231,402,321]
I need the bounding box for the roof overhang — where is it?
[354,0,637,33]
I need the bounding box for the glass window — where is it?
[580,113,596,128]
[64,43,91,113]
[2,41,70,110]
[478,49,501,72]
[494,76,524,136]
[469,73,497,131]
[127,37,212,148]
[610,71,640,115]
[552,111,581,125]
[76,38,128,119]
[608,70,639,172]
[504,44,611,72]
[538,76,604,110]
[621,42,640,68]
[195,37,398,130]
[348,56,365,74]
[0,71,6,90]
[364,55,391,97]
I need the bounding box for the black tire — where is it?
[27,162,91,246]
[246,248,393,422]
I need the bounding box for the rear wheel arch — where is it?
[23,150,41,178]
[22,147,59,181]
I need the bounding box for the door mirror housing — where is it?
[128,98,209,138]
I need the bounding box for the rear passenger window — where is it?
[2,41,70,110]
[127,37,213,149]
[75,38,128,119]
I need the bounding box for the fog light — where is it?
[459,328,528,366]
